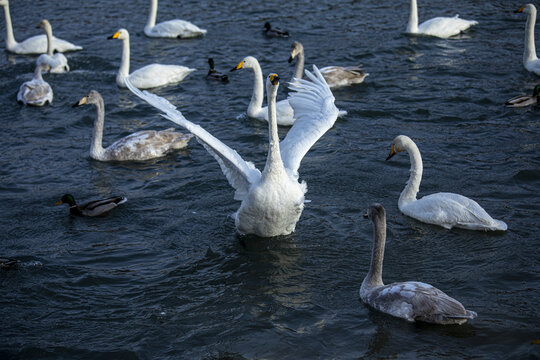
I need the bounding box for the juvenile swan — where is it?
[0,0,82,54]
[36,20,69,73]
[144,0,206,38]
[515,4,540,75]
[108,29,195,89]
[386,135,507,231]
[406,0,478,39]
[73,90,193,161]
[360,203,477,324]
[126,67,339,237]
[17,62,53,106]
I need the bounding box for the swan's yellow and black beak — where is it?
[37,20,44,29]
[230,61,244,72]
[288,49,297,63]
[269,74,279,85]
[72,95,88,108]
[54,200,63,206]
[108,31,120,40]
[515,6,525,13]
[386,144,396,161]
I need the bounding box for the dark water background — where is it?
[0,0,539,359]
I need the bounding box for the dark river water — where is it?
[1,0,539,359]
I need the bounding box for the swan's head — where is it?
[367,203,386,224]
[289,41,304,63]
[108,29,129,40]
[230,56,257,72]
[515,4,536,14]
[0,0,8,8]
[267,73,280,86]
[37,19,51,31]
[386,135,412,160]
[72,90,102,108]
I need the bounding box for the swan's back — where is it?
[401,192,507,231]
[361,281,477,325]
[17,79,53,106]
[13,35,82,54]
[146,19,206,38]
[418,15,478,38]
[128,64,195,89]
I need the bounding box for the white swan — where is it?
[126,66,339,237]
[360,203,477,325]
[144,0,206,38]
[108,29,195,89]
[406,0,478,39]
[0,0,82,54]
[231,56,296,126]
[516,4,540,76]
[386,135,507,231]
[17,62,53,106]
[289,41,369,88]
[73,90,193,161]
[36,20,69,73]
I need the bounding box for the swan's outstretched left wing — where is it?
[280,65,339,177]
[125,78,261,200]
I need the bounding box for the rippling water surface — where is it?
[1,0,539,358]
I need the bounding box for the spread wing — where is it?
[125,78,261,200]
[280,65,339,177]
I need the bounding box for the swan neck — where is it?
[247,60,264,118]
[44,24,53,55]
[365,214,386,287]
[399,141,423,206]
[117,35,130,87]
[90,98,105,159]
[407,0,419,33]
[34,66,44,81]
[2,3,17,50]
[263,83,284,175]
[524,7,538,63]
[292,50,304,83]
[146,0,157,29]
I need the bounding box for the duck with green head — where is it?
[55,194,127,217]
[505,84,540,107]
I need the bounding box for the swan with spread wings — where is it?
[126,66,339,237]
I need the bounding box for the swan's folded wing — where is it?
[280,65,339,176]
[125,78,261,200]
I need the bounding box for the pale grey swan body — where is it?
[360,203,477,324]
[0,0,82,54]
[36,20,69,73]
[406,0,478,39]
[125,67,339,237]
[516,4,540,75]
[289,41,368,88]
[17,62,53,106]
[108,29,195,89]
[386,135,507,231]
[73,90,193,162]
[144,0,206,38]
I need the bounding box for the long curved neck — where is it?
[247,60,264,118]
[117,36,130,87]
[33,65,44,81]
[262,83,285,178]
[44,24,53,55]
[90,98,106,159]
[399,141,423,206]
[365,215,386,287]
[407,0,419,33]
[524,7,539,63]
[292,50,304,83]
[2,4,17,50]
[146,0,157,29]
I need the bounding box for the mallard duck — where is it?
[206,58,228,82]
[73,90,193,161]
[386,135,507,231]
[360,203,477,324]
[506,85,540,107]
[0,257,18,270]
[263,22,290,38]
[17,62,53,106]
[55,194,127,217]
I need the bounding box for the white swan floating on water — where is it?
[73,90,193,161]
[289,41,368,88]
[36,20,69,73]
[386,135,507,231]
[406,0,478,39]
[515,4,540,76]
[17,62,53,106]
[144,0,206,38]
[0,0,82,54]
[360,203,477,325]
[108,28,195,89]
[126,67,339,237]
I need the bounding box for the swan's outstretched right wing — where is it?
[125,78,261,200]
[280,66,339,177]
